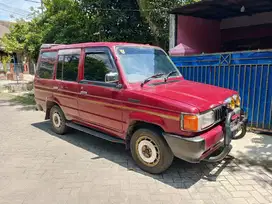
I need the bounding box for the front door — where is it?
[77,47,124,137]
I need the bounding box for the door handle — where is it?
[52,86,59,90]
[80,91,87,95]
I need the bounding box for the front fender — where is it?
[126,111,166,131]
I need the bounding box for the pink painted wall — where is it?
[171,15,221,56]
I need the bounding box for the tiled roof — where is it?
[0,24,10,39]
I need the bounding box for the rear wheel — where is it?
[50,105,67,135]
[130,127,174,174]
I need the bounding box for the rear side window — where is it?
[38,52,57,79]
[56,54,80,82]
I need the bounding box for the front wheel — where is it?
[232,124,246,140]
[130,128,174,174]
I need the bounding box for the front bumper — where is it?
[163,107,248,163]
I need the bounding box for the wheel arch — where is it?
[125,120,165,149]
[45,100,62,120]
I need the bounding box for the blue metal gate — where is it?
[171,50,272,130]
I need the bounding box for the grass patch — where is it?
[9,92,35,105]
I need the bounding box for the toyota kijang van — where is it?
[34,42,247,173]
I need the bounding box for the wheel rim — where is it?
[136,136,160,167]
[52,112,61,128]
[234,126,243,137]
[235,129,243,137]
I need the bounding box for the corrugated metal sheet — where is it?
[171,50,272,130]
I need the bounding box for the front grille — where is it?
[214,106,226,122]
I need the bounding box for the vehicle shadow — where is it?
[31,121,269,189]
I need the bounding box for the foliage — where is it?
[79,0,153,43]
[0,19,42,60]
[136,0,200,50]
[41,0,90,44]
[0,0,199,61]
[1,55,12,72]
[1,21,26,54]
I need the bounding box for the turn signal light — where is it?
[230,97,236,110]
[236,97,241,107]
[183,115,198,131]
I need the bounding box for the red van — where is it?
[34,42,247,174]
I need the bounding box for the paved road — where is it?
[0,98,271,204]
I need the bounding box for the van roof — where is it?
[40,42,158,51]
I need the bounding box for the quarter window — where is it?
[38,52,57,79]
[84,52,117,82]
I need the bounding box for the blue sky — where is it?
[0,0,39,21]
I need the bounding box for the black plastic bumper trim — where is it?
[163,133,205,163]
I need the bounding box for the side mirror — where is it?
[105,72,119,83]
[116,83,123,89]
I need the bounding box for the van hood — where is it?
[143,80,236,112]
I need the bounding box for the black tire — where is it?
[50,105,67,135]
[232,124,246,140]
[130,127,174,174]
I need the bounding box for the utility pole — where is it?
[24,0,43,14]
[41,0,43,14]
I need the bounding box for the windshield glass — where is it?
[115,46,181,83]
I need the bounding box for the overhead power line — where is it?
[0,2,31,15]
[24,0,40,2]
[0,8,29,17]
[24,0,43,14]
[85,7,170,12]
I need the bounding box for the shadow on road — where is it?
[0,93,36,111]
[233,133,272,174]
[31,121,271,189]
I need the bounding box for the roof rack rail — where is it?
[41,44,63,49]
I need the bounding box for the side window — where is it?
[56,54,79,82]
[84,52,118,82]
[38,52,57,79]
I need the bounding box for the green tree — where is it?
[136,0,200,49]
[1,19,42,60]
[41,0,93,44]
[1,55,12,73]
[79,0,153,43]
[1,20,27,55]
[1,0,199,62]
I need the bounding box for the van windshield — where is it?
[115,46,181,83]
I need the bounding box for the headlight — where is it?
[233,95,241,107]
[224,94,240,109]
[199,111,215,129]
[181,111,215,131]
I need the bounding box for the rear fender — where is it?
[44,96,61,120]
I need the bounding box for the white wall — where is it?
[169,14,176,49]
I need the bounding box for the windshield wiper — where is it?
[141,73,165,87]
[164,71,178,82]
